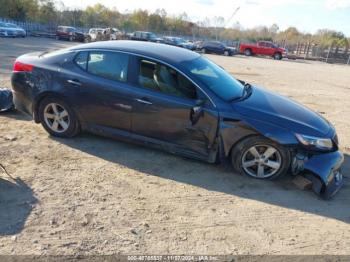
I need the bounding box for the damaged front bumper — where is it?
[296,150,344,199]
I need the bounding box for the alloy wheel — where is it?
[241,145,282,178]
[43,103,70,133]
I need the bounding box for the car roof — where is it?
[70,40,200,64]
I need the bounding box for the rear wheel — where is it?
[38,97,80,138]
[201,48,207,54]
[224,50,229,56]
[244,49,252,56]
[231,136,291,180]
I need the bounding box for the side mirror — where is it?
[238,79,245,85]
[195,98,206,106]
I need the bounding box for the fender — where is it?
[218,117,299,157]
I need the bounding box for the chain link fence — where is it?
[1,17,349,65]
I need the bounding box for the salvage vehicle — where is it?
[86,28,104,42]
[11,41,343,199]
[56,26,85,42]
[130,31,164,43]
[239,41,287,60]
[0,22,26,37]
[163,37,195,50]
[87,28,123,42]
[201,41,235,56]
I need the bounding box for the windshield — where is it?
[174,38,185,44]
[0,23,13,28]
[183,56,244,101]
[6,23,18,28]
[149,33,157,39]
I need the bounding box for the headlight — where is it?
[295,134,333,150]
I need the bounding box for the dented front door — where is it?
[131,88,219,157]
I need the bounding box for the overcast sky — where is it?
[59,0,350,36]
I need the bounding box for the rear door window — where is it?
[87,51,129,82]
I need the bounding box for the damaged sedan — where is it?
[11,41,344,199]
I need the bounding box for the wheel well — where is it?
[274,52,282,57]
[33,92,68,123]
[228,134,259,159]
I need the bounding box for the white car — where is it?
[108,28,123,40]
[87,28,104,42]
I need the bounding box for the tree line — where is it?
[0,0,348,50]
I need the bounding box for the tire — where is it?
[201,48,207,54]
[224,50,229,56]
[38,96,80,138]
[231,136,291,180]
[69,35,74,42]
[244,49,252,56]
[55,35,59,40]
[273,52,282,60]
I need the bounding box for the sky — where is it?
[59,0,350,36]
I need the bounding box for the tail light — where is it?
[13,61,34,72]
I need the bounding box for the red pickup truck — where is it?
[239,41,286,60]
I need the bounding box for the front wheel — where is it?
[273,52,282,60]
[231,136,291,180]
[38,97,80,138]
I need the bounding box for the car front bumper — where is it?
[303,150,344,199]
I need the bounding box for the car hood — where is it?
[233,86,331,137]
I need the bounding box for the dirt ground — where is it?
[0,37,350,256]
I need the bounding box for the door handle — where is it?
[135,98,153,105]
[67,79,82,86]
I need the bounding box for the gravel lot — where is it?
[0,37,350,256]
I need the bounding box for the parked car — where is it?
[201,41,235,56]
[87,28,123,42]
[108,28,123,40]
[0,22,26,37]
[86,28,104,42]
[56,26,85,42]
[11,41,343,199]
[163,37,195,50]
[239,41,287,60]
[130,31,163,43]
[193,41,204,51]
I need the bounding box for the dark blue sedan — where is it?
[11,41,344,199]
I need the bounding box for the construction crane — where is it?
[224,6,240,28]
